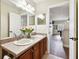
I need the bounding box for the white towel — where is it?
[3,55,11,59]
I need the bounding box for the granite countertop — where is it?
[1,35,46,58]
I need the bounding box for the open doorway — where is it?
[47,1,69,59]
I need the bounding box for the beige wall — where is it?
[62,22,69,47]
[74,0,78,37]
[74,0,78,58]
[0,1,2,59]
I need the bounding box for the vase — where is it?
[27,33,31,38]
[22,33,26,38]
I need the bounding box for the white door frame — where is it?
[69,0,77,59]
[46,1,69,53]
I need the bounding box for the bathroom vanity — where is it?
[1,35,47,59]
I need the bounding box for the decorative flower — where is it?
[20,26,34,34]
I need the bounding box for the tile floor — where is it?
[42,54,64,59]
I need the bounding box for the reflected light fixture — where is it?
[26,4,35,11]
[38,14,45,20]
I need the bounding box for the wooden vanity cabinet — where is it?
[39,39,44,58]
[33,43,40,59]
[43,37,47,54]
[18,37,47,59]
[18,49,33,59]
[33,37,47,59]
[40,37,47,58]
[2,37,47,59]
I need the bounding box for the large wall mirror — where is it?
[9,13,36,37]
[1,0,35,38]
[9,13,28,37]
[37,14,46,25]
[9,13,20,37]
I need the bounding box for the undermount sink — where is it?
[13,38,33,46]
[31,35,44,38]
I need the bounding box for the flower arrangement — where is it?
[20,26,34,38]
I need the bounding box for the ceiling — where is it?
[50,4,69,21]
[32,0,51,4]
[33,0,45,3]
[32,0,68,4]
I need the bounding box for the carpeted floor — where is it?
[50,35,69,59]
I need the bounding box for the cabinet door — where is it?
[33,43,40,59]
[43,37,47,54]
[40,40,44,58]
[19,49,33,59]
[43,38,46,54]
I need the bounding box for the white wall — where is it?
[36,25,47,34]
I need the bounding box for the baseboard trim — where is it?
[64,45,69,48]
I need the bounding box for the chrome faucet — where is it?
[9,31,18,40]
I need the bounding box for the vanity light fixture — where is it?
[9,0,27,6]
[25,6,34,14]
[9,0,35,14]
[25,4,35,14]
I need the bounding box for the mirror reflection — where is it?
[37,14,46,25]
[29,16,35,25]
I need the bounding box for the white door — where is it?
[9,12,21,37]
[69,0,77,59]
